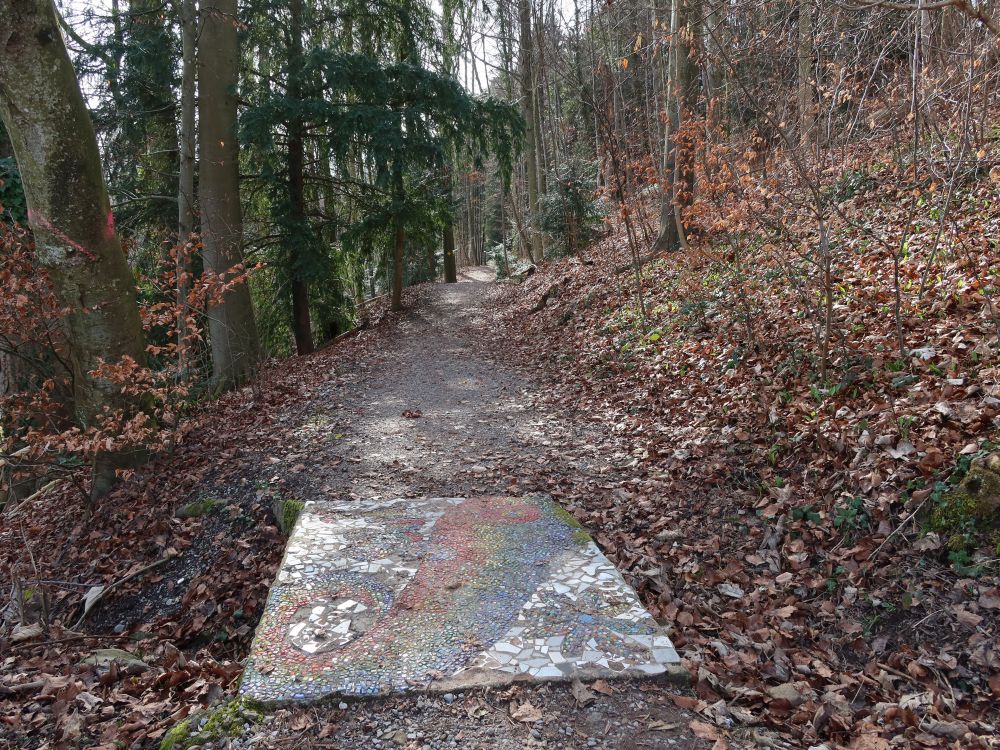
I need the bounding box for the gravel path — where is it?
[236,275,711,750]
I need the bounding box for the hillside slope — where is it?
[486,179,999,746]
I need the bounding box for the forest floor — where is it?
[481,206,999,750]
[0,272,715,750]
[3,209,997,750]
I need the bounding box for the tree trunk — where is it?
[391,220,405,311]
[176,0,196,373]
[198,0,260,388]
[654,0,698,252]
[288,0,314,355]
[443,214,458,282]
[124,0,178,250]
[426,242,436,279]
[291,279,312,353]
[798,0,813,146]
[390,160,405,311]
[518,0,543,264]
[0,0,149,497]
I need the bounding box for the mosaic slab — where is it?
[240,496,681,703]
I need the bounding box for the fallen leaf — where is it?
[591,679,614,695]
[510,700,543,723]
[11,622,43,643]
[717,582,745,599]
[689,719,720,740]
[571,678,596,706]
[648,720,679,731]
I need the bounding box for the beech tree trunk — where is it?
[0,0,149,497]
[654,0,698,252]
[518,0,544,264]
[176,0,196,372]
[798,0,813,146]
[125,0,178,250]
[198,0,261,388]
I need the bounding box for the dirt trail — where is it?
[281,273,606,505]
[241,276,711,750]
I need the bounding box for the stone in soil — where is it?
[240,495,680,703]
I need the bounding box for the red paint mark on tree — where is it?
[26,208,99,261]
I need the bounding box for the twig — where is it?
[867,498,928,561]
[71,556,174,629]
[3,479,65,519]
[9,632,138,652]
[876,661,923,685]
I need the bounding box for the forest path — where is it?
[240,277,709,749]
[282,272,603,506]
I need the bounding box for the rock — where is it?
[272,497,305,535]
[159,698,262,750]
[961,452,1000,518]
[443,693,456,704]
[927,452,1000,544]
[175,497,224,518]
[509,263,537,283]
[81,648,149,673]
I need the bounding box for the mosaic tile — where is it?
[240,496,680,703]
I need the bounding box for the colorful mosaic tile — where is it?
[240,496,680,702]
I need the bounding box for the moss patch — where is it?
[925,451,1000,562]
[175,497,223,519]
[160,698,262,750]
[551,503,592,545]
[962,454,1000,518]
[272,497,305,535]
[929,489,979,534]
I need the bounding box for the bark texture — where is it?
[655,0,699,252]
[518,0,544,264]
[798,0,813,146]
[176,0,196,370]
[198,0,261,388]
[0,0,149,496]
[443,215,458,283]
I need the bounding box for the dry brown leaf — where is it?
[689,719,720,740]
[571,678,596,706]
[510,700,543,723]
[591,679,614,696]
[648,720,679,731]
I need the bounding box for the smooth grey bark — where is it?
[198,0,261,389]
[654,0,698,252]
[798,0,813,146]
[176,0,196,371]
[0,0,149,498]
[517,0,543,263]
